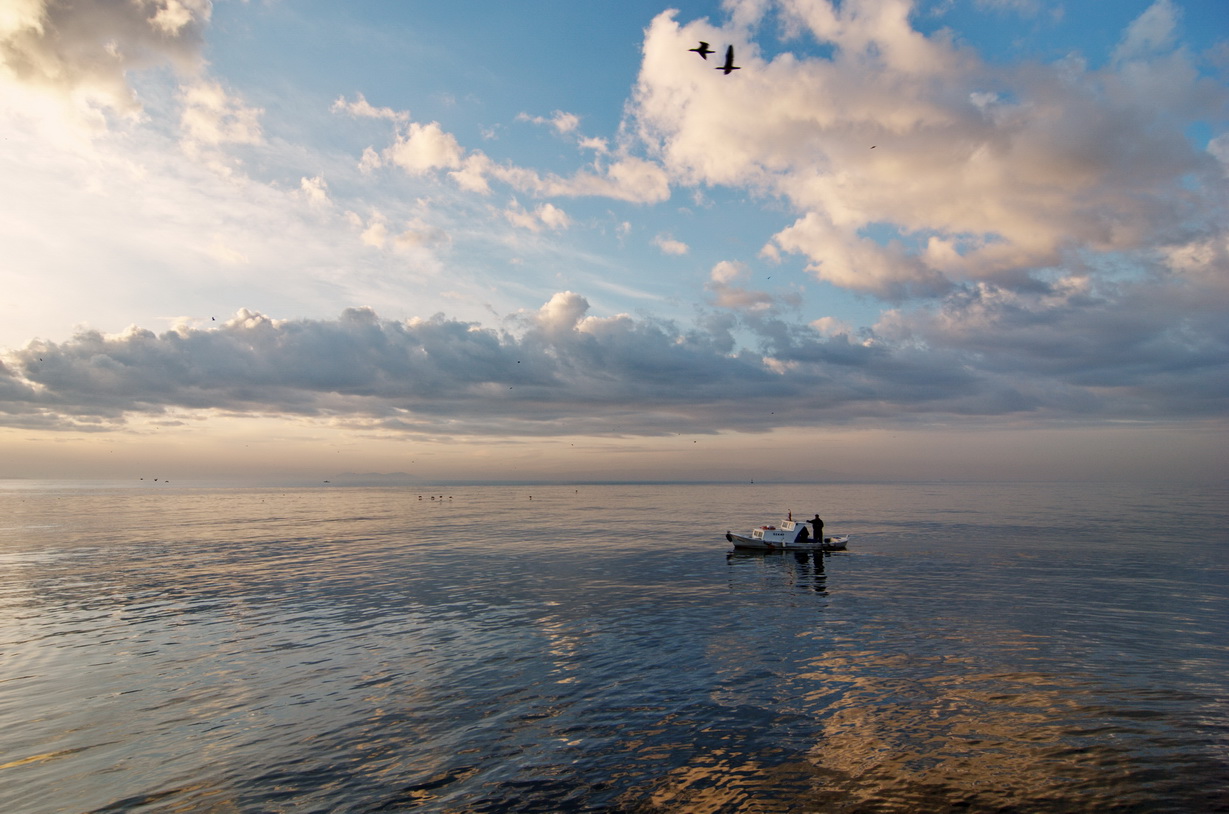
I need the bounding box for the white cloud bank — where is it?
[632,0,1227,299]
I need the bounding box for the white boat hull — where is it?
[726,532,848,551]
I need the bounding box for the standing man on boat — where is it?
[811,514,824,542]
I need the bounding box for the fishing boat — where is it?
[725,518,848,551]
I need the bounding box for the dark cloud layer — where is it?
[3,285,1225,437]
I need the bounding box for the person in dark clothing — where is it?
[811,514,824,542]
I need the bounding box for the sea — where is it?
[1,480,1226,813]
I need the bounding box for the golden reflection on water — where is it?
[625,641,1174,812]
[799,650,1139,811]
[634,751,817,814]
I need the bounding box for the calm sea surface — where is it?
[1,481,1226,813]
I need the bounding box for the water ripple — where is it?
[1,483,1227,812]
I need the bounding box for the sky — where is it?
[1,0,1227,484]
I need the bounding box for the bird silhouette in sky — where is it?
[689,41,713,59]
[717,45,740,75]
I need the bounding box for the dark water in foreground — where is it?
[1,481,1227,813]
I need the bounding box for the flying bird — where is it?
[717,45,740,75]
[689,41,713,59]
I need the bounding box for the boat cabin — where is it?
[750,520,813,545]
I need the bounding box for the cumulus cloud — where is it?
[358,145,383,174]
[179,79,263,156]
[4,278,1222,436]
[360,218,389,248]
[449,153,495,193]
[811,316,853,337]
[298,175,330,207]
[630,1,1227,299]
[578,136,609,154]
[0,0,211,118]
[653,233,689,255]
[534,290,590,335]
[384,120,464,174]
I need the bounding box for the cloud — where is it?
[705,260,796,312]
[1113,0,1179,63]
[535,156,671,203]
[504,201,571,232]
[331,92,409,122]
[449,153,494,192]
[5,276,1222,436]
[383,121,464,174]
[351,210,450,252]
[871,266,1229,418]
[0,299,768,434]
[769,212,949,300]
[653,233,689,255]
[179,79,263,156]
[298,175,330,207]
[1,1,1223,454]
[358,146,383,174]
[476,152,671,204]
[516,109,611,154]
[811,316,853,337]
[518,109,581,134]
[630,2,1227,299]
[534,291,590,334]
[392,220,450,251]
[361,109,670,203]
[0,0,211,118]
[579,136,609,154]
[359,218,389,248]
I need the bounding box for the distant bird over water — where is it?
[717,45,740,75]
[689,41,713,59]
